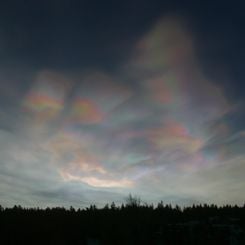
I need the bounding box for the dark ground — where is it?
[0,201,244,244]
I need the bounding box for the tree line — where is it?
[0,196,245,244]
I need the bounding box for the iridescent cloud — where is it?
[147,121,203,154]
[133,16,193,71]
[23,71,71,124]
[60,172,133,188]
[0,14,243,208]
[69,98,104,124]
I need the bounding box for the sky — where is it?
[0,0,244,208]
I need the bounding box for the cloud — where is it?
[131,15,194,72]
[60,172,133,188]
[147,121,203,154]
[68,98,104,124]
[0,15,244,207]
[22,71,72,125]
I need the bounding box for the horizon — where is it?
[1,193,245,209]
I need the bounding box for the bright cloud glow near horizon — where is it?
[0,2,244,208]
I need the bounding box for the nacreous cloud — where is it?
[0,15,244,207]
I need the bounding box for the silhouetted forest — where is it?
[1,196,245,244]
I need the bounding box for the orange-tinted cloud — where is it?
[69,98,104,124]
[23,71,72,124]
[43,131,133,189]
[60,171,133,188]
[148,121,203,153]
